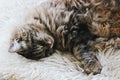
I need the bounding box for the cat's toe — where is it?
[81,56,102,75]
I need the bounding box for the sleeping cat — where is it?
[8,0,102,75]
[8,0,120,75]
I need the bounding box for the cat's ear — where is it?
[45,37,54,49]
[39,35,54,49]
[33,32,54,49]
[8,40,21,53]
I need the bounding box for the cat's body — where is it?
[69,0,120,50]
[9,0,120,75]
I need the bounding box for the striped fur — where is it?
[66,0,120,51]
[8,0,120,75]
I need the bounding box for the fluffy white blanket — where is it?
[0,0,120,80]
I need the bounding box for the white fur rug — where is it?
[0,0,120,80]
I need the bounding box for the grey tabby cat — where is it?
[8,0,102,75]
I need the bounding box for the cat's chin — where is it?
[17,49,54,60]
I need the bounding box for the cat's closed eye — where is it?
[97,16,102,18]
[16,37,22,43]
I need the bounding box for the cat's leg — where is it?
[92,37,120,51]
[72,44,102,75]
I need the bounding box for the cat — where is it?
[8,0,102,75]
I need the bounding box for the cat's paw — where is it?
[81,53,102,75]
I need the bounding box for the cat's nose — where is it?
[8,40,21,53]
[8,46,15,53]
[8,48,14,53]
[8,43,14,53]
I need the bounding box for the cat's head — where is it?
[9,24,54,60]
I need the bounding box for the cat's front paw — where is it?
[81,53,102,75]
